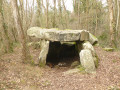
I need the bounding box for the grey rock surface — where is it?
[82,41,99,68]
[27,27,89,42]
[71,61,80,68]
[80,49,96,73]
[38,40,49,66]
[89,33,98,45]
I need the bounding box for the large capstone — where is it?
[27,27,89,42]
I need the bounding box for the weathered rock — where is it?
[58,62,67,67]
[27,27,89,42]
[37,40,49,66]
[80,30,89,41]
[89,33,98,45]
[63,68,80,75]
[71,61,80,68]
[77,65,86,73]
[76,41,83,53]
[27,27,99,71]
[82,41,95,53]
[80,49,96,73]
[27,41,41,49]
[82,41,99,68]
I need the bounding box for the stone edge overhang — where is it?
[27,27,90,42]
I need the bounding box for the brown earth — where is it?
[0,46,120,90]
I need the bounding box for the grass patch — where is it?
[94,54,100,68]
[108,86,120,90]
[112,59,118,63]
[41,80,51,87]
[0,81,19,90]
[30,59,35,66]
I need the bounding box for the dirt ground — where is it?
[0,46,120,90]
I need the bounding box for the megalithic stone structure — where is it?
[27,27,99,73]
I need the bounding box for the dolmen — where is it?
[27,27,99,73]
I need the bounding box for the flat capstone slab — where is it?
[27,27,89,42]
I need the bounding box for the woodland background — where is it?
[0,0,120,57]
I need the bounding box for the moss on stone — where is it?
[103,48,114,52]
[71,61,80,68]
[89,33,98,45]
[65,29,72,30]
[60,42,76,46]
[50,28,59,30]
[77,65,86,74]
[90,33,97,39]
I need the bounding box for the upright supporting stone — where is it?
[82,41,95,55]
[82,41,99,68]
[77,41,97,73]
[38,40,49,67]
[80,50,96,73]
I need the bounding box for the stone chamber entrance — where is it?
[46,41,80,67]
[27,27,98,73]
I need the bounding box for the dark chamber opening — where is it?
[46,41,80,67]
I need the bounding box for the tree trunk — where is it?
[46,0,49,28]
[53,0,56,28]
[29,0,35,27]
[0,0,13,53]
[37,0,42,27]
[58,0,63,28]
[86,0,89,30]
[25,0,28,29]
[95,6,98,36]
[107,0,117,48]
[116,0,119,36]
[10,0,31,62]
[77,0,81,29]
[19,0,24,26]
[62,0,68,28]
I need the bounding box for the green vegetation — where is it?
[39,62,46,67]
[30,59,35,66]
[112,59,118,63]
[98,31,109,47]
[103,48,115,52]
[41,80,51,87]
[108,86,120,90]
[94,54,100,68]
[77,65,86,74]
